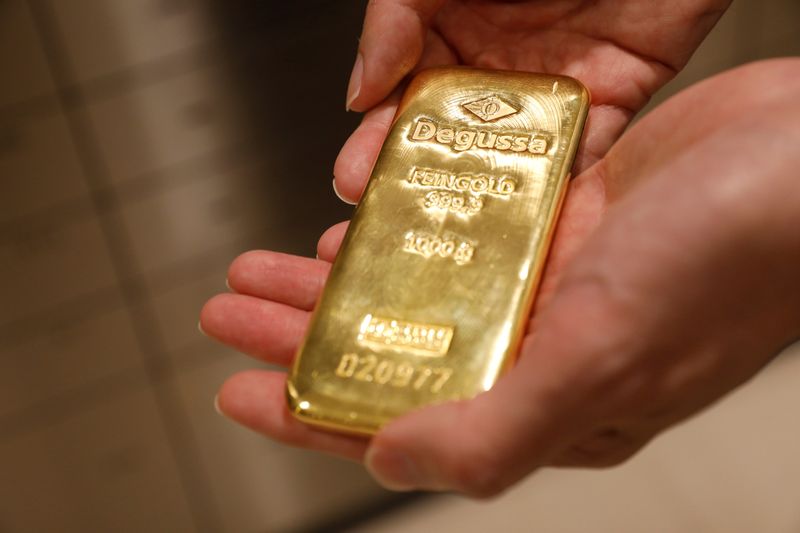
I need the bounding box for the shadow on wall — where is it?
[208,0,367,256]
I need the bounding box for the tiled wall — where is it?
[0,1,390,532]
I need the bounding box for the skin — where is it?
[200,0,800,498]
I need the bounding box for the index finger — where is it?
[333,95,400,203]
[347,0,447,112]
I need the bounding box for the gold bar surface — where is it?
[287,67,589,435]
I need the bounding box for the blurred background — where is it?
[0,1,798,532]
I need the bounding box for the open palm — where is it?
[195,0,800,498]
[339,0,730,196]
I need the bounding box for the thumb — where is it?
[364,330,588,498]
[362,171,612,497]
[347,0,447,111]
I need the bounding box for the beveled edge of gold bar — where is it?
[286,67,591,436]
[396,65,591,120]
[286,381,382,436]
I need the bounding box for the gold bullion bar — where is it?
[287,67,589,435]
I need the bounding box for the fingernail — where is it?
[214,394,225,416]
[198,320,207,336]
[332,178,357,205]
[346,52,363,111]
[225,278,232,291]
[365,446,422,492]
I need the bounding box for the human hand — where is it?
[201,58,800,496]
[335,0,732,207]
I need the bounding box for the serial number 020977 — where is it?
[334,353,453,394]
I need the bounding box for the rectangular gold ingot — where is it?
[287,67,590,435]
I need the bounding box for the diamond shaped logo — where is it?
[462,95,519,122]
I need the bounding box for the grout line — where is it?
[0,140,259,241]
[70,42,220,104]
[0,283,123,345]
[2,0,362,126]
[0,226,285,346]
[0,365,150,439]
[0,224,276,340]
[0,93,61,124]
[0,40,219,125]
[26,2,223,531]
[0,342,238,441]
[0,194,96,242]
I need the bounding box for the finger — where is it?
[336,30,458,204]
[528,163,607,329]
[572,104,635,175]
[317,221,349,263]
[360,251,630,495]
[347,0,447,111]
[200,293,308,367]
[364,336,588,497]
[334,96,399,204]
[365,388,554,497]
[415,28,460,71]
[227,251,329,311]
[218,370,368,461]
[363,273,631,497]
